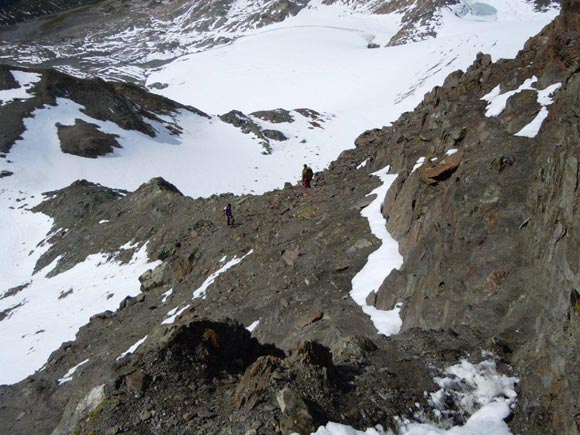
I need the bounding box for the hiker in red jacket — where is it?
[302,164,313,188]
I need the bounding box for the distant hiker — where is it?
[224,203,235,226]
[302,164,313,188]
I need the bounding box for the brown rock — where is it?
[301,311,323,328]
[418,149,464,184]
[282,249,299,266]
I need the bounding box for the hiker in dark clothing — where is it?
[302,164,313,188]
[224,203,234,226]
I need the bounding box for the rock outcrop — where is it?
[353,2,580,432]
[0,65,204,154]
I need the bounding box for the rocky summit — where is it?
[0,0,579,435]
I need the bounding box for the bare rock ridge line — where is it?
[1,3,579,435]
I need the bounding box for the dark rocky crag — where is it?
[1,2,580,435]
[0,64,208,155]
[356,0,580,431]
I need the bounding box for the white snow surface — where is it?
[351,166,403,336]
[116,335,148,361]
[0,243,159,385]
[161,304,191,325]
[149,0,557,161]
[57,358,89,385]
[482,76,538,117]
[192,250,254,299]
[515,82,562,138]
[247,319,260,332]
[0,71,41,105]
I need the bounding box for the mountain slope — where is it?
[0,2,579,434]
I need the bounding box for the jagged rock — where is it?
[346,238,373,255]
[289,341,333,370]
[330,336,378,365]
[251,109,294,124]
[124,369,150,396]
[234,355,283,410]
[56,119,121,158]
[0,170,13,178]
[276,387,315,435]
[263,129,288,141]
[301,311,323,327]
[138,262,167,291]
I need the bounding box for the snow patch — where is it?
[350,166,403,336]
[0,243,160,385]
[412,157,425,172]
[161,304,190,325]
[116,335,148,361]
[515,83,561,138]
[357,159,368,170]
[0,71,41,106]
[313,357,518,435]
[192,250,253,300]
[57,358,89,385]
[246,319,260,332]
[482,76,537,117]
[161,288,173,304]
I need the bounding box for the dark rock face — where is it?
[352,6,580,434]
[56,119,121,158]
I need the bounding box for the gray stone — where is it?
[51,384,105,435]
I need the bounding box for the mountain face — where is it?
[0,0,578,435]
[0,0,558,83]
